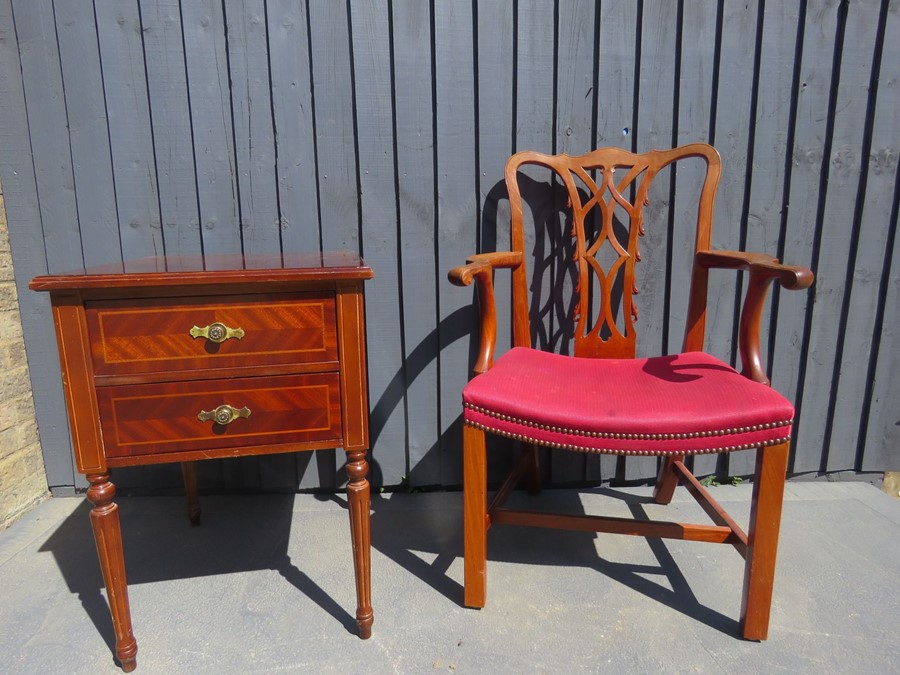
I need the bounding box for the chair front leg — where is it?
[740,441,789,640]
[463,424,488,608]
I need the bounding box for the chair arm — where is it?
[448,251,522,373]
[696,250,815,385]
[697,250,814,290]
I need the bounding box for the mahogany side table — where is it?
[30,252,374,671]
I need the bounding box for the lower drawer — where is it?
[96,373,342,459]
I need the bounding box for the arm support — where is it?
[448,251,523,374]
[697,250,814,385]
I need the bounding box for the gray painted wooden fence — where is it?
[0,0,896,495]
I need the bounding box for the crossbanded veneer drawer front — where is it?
[96,373,343,458]
[86,292,337,376]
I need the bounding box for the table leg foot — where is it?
[345,449,373,639]
[356,611,374,640]
[87,473,138,671]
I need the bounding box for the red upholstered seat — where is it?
[463,347,793,456]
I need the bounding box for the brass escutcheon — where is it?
[197,404,251,426]
[189,322,245,343]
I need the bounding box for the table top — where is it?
[30,251,373,291]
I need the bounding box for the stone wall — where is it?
[0,186,48,529]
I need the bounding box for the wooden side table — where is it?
[30,252,374,672]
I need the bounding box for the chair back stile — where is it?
[506,144,722,358]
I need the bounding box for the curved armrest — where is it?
[697,249,814,384]
[697,250,814,290]
[448,251,522,373]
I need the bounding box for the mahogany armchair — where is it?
[448,144,813,640]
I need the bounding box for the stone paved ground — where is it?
[1,482,898,674]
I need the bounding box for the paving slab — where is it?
[1,483,898,673]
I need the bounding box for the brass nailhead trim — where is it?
[464,420,791,456]
[463,402,792,441]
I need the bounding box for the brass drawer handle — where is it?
[197,404,251,426]
[190,322,245,343]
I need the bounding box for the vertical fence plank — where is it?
[516,0,556,155]
[15,0,88,490]
[181,0,242,264]
[707,0,761,479]
[391,0,439,486]
[744,1,804,480]
[349,0,407,488]
[516,0,556,358]
[224,0,280,256]
[672,0,718,478]
[54,0,123,267]
[307,0,358,253]
[729,0,803,478]
[628,0,677,481]
[595,0,637,149]
[94,0,163,260]
[812,0,890,472]
[303,0,362,489]
[140,0,203,260]
[12,0,83,274]
[477,0,517,485]
[586,0,639,482]
[555,0,595,158]
[770,0,839,473]
[516,0,563,483]
[706,0,759,369]
[673,0,716,355]
[267,0,320,253]
[794,0,881,472]
[476,0,514,274]
[550,0,596,484]
[858,4,900,473]
[746,1,802,362]
[861,175,899,472]
[634,0,677,358]
[0,0,75,490]
[435,0,478,487]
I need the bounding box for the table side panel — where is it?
[337,281,370,451]
[51,292,107,473]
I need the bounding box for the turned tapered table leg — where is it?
[86,473,138,672]
[344,449,373,639]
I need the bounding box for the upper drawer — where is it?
[86,292,337,376]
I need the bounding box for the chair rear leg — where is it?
[653,454,683,505]
[523,442,542,494]
[463,423,488,608]
[740,441,789,640]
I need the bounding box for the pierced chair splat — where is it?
[448,143,814,641]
